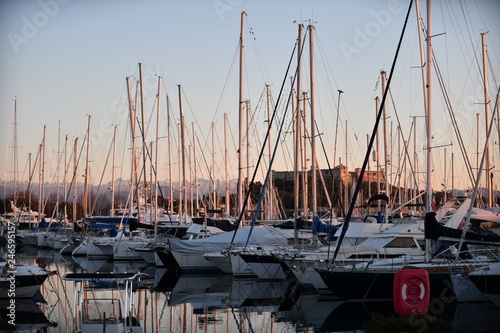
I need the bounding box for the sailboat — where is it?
[315,0,500,302]
[314,0,446,301]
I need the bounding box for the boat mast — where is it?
[344,121,348,215]
[266,84,273,220]
[224,113,230,217]
[167,94,173,215]
[302,91,308,215]
[138,63,148,210]
[416,0,428,214]
[64,135,68,224]
[189,142,193,218]
[211,121,216,217]
[367,134,371,200]
[381,70,390,222]
[425,0,434,262]
[127,76,140,222]
[477,113,480,183]
[194,122,199,217]
[28,153,31,228]
[83,116,90,218]
[237,11,246,218]
[73,138,78,224]
[178,84,187,222]
[111,125,117,217]
[245,100,251,218]
[155,76,161,228]
[13,98,18,210]
[309,24,317,218]
[375,97,380,200]
[56,119,61,221]
[333,89,343,215]
[177,123,182,218]
[481,32,493,207]
[294,24,303,236]
[413,116,418,211]
[40,125,46,221]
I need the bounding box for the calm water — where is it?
[3,245,500,333]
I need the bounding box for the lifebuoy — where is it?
[401,277,426,305]
[393,269,430,315]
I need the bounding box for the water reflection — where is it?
[4,245,500,332]
[0,297,56,332]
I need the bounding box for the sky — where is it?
[1,0,500,197]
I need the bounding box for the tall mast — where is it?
[211,122,216,217]
[426,0,433,213]
[375,97,382,215]
[177,123,182,217]
[38,143,43,222]
[333,89,343,213]
[189,143,193,217]
[147,141,153,222]
[194,123,199,217]
[381,70,390,222]
[73,138,78,223]
[367,134,371,200]
[28,153,31,226]
[237,11,246,217]
[302,91,308,214]
[416,0,427,213]
[344,120,348,215]
[481,32,493,207]
[309,24,317,218]
[64,135,67,224]
[425,0,434,262]
[167,94,173,215]
[413,116,418,208]
[178,85,187,221]
[155,76,162,227]
[83,116,90,217]
[477,113,480,179]
[224,113,230,217]
[399,127,404,205]
[293,24,304,223]
[127,76,140,222]
[56,119,61,221]
[294,23,303,232]
[111,125,117,217]
[266,84,273,220]
[13,97,18,208]
[245,101,251,218]
[41,125,46,219]
[138,63,148,198]
[443,148,447,203]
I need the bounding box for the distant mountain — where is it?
[0,177,238,202]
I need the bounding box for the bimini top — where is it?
[62,272,147,282]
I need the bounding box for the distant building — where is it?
[273,165,385,186]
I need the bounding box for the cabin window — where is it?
[385,237,417,248]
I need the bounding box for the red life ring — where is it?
[401,277,426,304]
[393,269,430,315]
